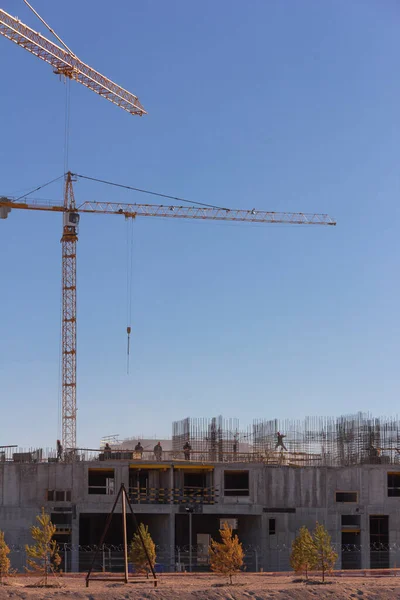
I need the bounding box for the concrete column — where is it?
[360,510,369,569]
[168,512,175,572]
[169,467,174,504]
[120,465,130,491]
[260,513,269,572]
[70,508,79,572]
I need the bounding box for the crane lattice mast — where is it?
[61,173,78,452]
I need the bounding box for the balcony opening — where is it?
[129,469,149,490]
[184,471,206,489]
[88,468,115,495]
[224,470,249,497]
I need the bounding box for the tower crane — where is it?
[0,178,335,453]
[0,4,336,455]
[0,1,148,453]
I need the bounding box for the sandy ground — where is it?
[1,574,400,599]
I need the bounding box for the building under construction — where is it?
[1,412,400,573]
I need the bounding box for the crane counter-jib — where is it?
[0,198,337,226]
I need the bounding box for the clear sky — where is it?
[0,0,399,450]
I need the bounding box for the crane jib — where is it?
[0,198,336,226]
[0,9,146,116]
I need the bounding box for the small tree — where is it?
[129,523,156,577]
[290,526,315,579]
[209,522,244,584]
[312,522,337,582]
[0,531,11,584]
[25,508,61,586]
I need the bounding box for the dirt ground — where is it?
[1,574,400,600]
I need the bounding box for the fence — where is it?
[8,543,400,574]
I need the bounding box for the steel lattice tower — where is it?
[61,173,79,452]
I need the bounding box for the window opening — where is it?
[335,491,358,503]
[388,473,400,497]
[269,518,276,535]
[224,471,249,496]
[88,469,115,495]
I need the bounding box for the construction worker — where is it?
[154,442,162,461]
[56,440,63,461]
[104,443,112,459]
[183,441,192,461]
[134,441,144,458]
[275,432,287,451]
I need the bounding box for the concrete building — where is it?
[0,455,398,572]
[2,413,399,572]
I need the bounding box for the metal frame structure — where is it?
[61,174,78,453]
[86,483,157,587]
[0,195,337,225]
[172,413,400,468]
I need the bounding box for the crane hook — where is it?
[127,326,131,374]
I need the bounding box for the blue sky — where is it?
[1,0,399,450]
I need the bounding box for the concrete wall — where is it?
[0,461,399,571]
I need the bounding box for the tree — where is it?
[290,526,315,579]
[312,522,338,582]
[129,523,156,577]
[209,522,244,584]
[25,508,61,586]
[0,531,11,584]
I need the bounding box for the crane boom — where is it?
[0,197,336,226]
[0,9,146,116]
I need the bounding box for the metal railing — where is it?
[0,447,268,464]
[88,484,115,495]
